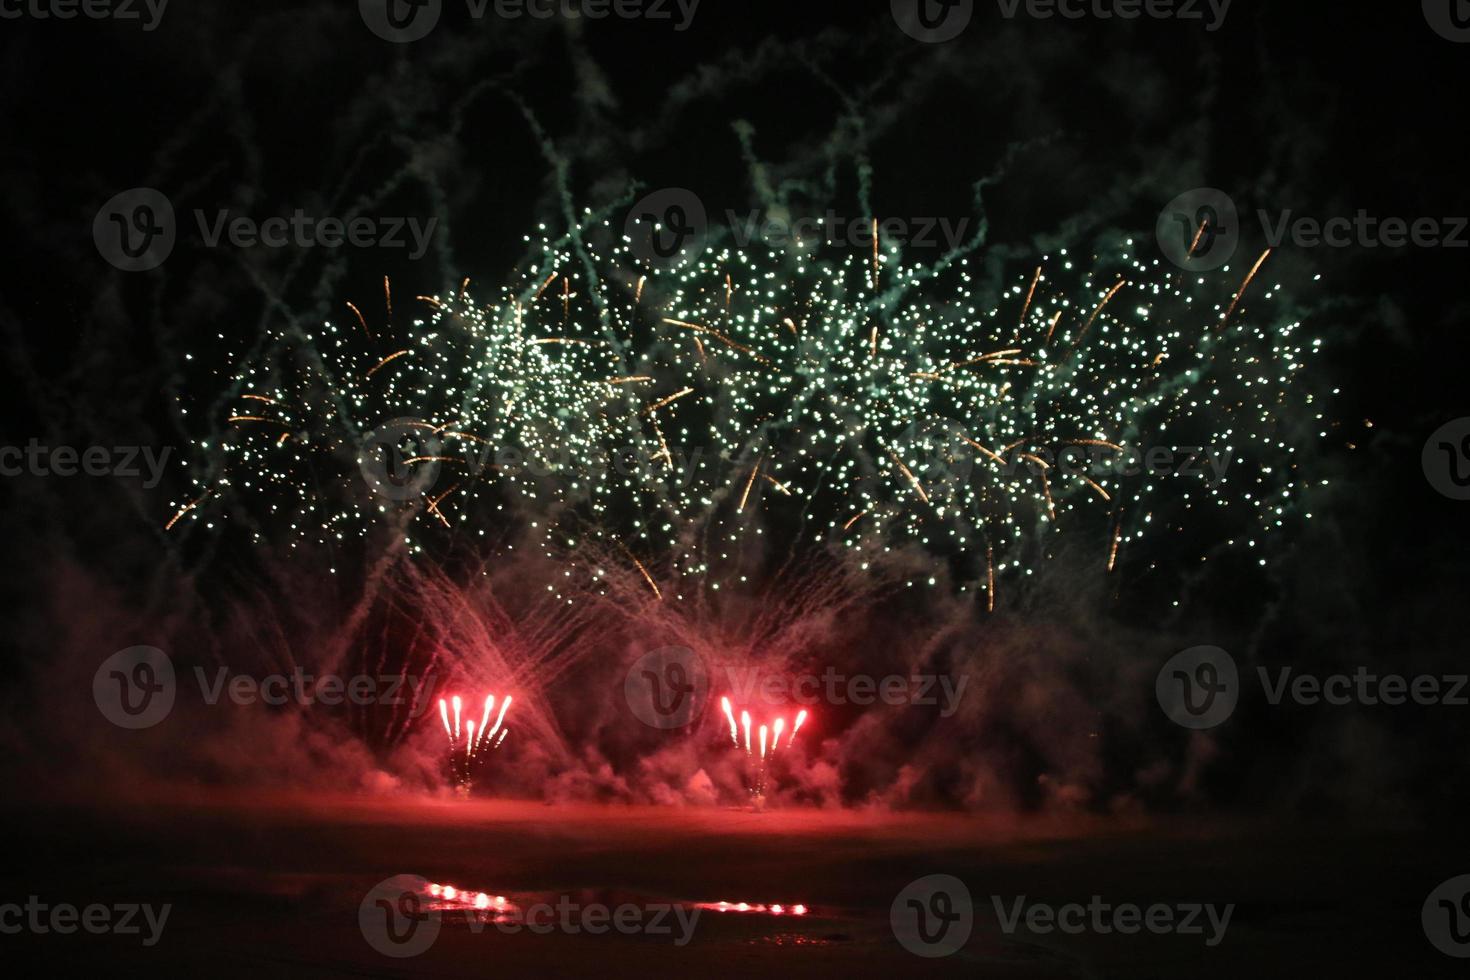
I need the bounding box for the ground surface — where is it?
[1,790,1460,977]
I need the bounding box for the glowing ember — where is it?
[721,701,809,803]
[438,693,513,793]
[698,900,812,917]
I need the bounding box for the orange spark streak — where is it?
[843,510,868,532]
[345,301,373,339]
[641,387,695,416]
[605,375,654,385]
[1187,219,1209,257]
[227,415,288,425]
[533,271,558,301]
[888,451,929,504]
[1220,248,1272,328]
[384,276,393,324]
[240,394,280,405]
[164,491,213,531]
[1108,520,1123,572]
[649,415,672,470]
[618,541,662,600]
[426,483,460,528]
[761,473,793,496]
[1071,278,1126,351]
[1017,266,1041,336]
[739,458,762,512]
[960,437,1005,466]
[871,218,880,291]
[986,542,996,613]
[1079,475,1112,501]
[662,318,770,365]
[1044,310,1064,344]
[365,349,411,379]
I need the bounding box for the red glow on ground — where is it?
[697,900,811,917]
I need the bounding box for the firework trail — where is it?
[721,697,808,802]
[439,693,513,792]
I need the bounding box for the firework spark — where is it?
[439,693,513,793]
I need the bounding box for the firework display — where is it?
[177,222,1320,607]
[438,694,512,791]
[721,696,807,801]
